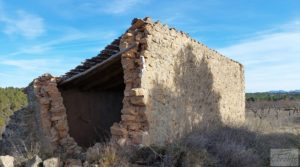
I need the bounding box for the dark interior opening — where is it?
[58,56,124,148]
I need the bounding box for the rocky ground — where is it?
[0,108,37,158]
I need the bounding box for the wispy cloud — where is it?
[0,27,118,87]
[0,58,71,87]
[0,3,45,39]
[1,59,52,70]
[98,0,149,14]
[1,29,117,59]
[218,20,300,92]
[0,72,11,77]
[0,57,78,84]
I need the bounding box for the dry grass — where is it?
[97,145,130,167]
[84,108,300,167]
[86,142,130,167]
[3,108,299,167]
[246,108,300,134]
[7,141,41,166]
[182,126,300,167]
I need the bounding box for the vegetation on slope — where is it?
[0,87,27,127]
[246,92,300,101]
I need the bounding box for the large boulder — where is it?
[0,155,14,167]
[43,157,60,167]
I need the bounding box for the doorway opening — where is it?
[59,55,124,148]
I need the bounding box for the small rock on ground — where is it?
[0,155,14,167]
[43,157,60,167]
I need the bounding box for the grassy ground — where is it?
[85,112,300,167]
[246,108,300,134]
[84,125,299,167]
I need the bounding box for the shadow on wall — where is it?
[148,43,222,144]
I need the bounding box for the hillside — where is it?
[246,92,300,101]
[0,87,27,128]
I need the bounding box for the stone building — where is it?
[1,17,245,156]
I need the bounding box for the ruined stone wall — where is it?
[26,74,81,157]
[110,19,151,146]
[138,20,245,145]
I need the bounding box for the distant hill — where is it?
[246,91,300,101]
[268,90,300,93]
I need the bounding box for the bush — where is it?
[182,126,300,167]
[86,142,130,167]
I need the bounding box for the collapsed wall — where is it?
[26,74,81,157]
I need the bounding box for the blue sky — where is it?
[0,0,299,92]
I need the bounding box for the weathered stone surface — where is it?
[54,120,68,130]
[25,155,42,167]
[0,156,14,167]
[130,19,146,30]
[121,108,137,115]
[122,58,135,71]
[121,114,136,121]
[130,96,146,106]
[130,88,146,96]
[43,157,60,167]
[110,124,127,136]
[127,122,141,131]
[139,19,245,145]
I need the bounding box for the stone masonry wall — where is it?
[110,18,245,146]
[139,19,245,145]
[27,74,81,157]
[110,19,151,146]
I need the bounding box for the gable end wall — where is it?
[140,21,245,145]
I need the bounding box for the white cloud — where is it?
[0,28,119,87]
[0,2,45,39]
[1,59,54,70]
[0,72,11,77]
[0,56,84,87]
[0,29,117,59]
[218,20,300,92]
[101,0,148,14]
